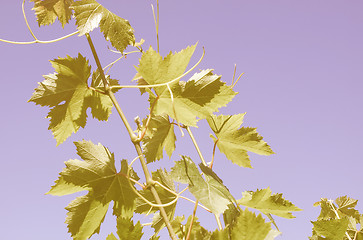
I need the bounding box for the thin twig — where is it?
[231,72,245,88]
[231,64,237,86]
[22,0,37,40]
[186,201,199,240]
[186,127,207,166]
[151,0,160,52]
[0,31,79,45]
[215,214,223,230]
[210,139,218,168]
[167,83,184,136]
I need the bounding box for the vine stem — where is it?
[0,31,79,45]
[151,0,160,52]
[85,33,177,240]
[186,200,199,240]
[186,126,207,166]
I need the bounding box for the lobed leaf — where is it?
[136,44,197,95]
[115,217,143,240]
[311,218,349,240]
[48,141,138,239]
[31,0,74,28]
[29,54,116,144]
[238,188,302,219]
[170,156,234,214]
[208,114,274,168]
[72,0,135,52]
[65,192,109,240]
[142,114,176,163]
[150,69,237,126]
[231,208,273,240]
[172,216,212,240]
[314,197,360,221]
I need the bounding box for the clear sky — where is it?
[0,1,363,239]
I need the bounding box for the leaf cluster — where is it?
[310,196,363,240]
[20,0,305,239]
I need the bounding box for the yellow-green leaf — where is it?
[49,141,139,239]
[29,54,115,145]
[72,0,135,52]
[142,114,176,163]
[31,0,74,28]
[150,69,237,126]
[238,188,302,219]
[208,114,274,168]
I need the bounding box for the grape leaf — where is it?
[106,233,118,240]
[136,44,197,95]
[231,208,272,240]
[65,192,109,240]
[142,114,176,163]
[72,0,135,52]
[172,216,212,240]
[170,156,234,214]
[115,217,143,240]
[30,0,74,28]
[314,197,360,221]
[47,141,138,239]
[149,69,237,126]
[29,54,116,145]
[238,188,302,219]
[311,218,349,240]
[207,114,274,168]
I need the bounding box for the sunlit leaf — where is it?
[72,0,135,52]
[29,54,116,144]
[238,188,302,219]
[150,69,237,126]
[48,141,138,239]
[208,114,274,168]
[65,192,109,240]
[31,0,74,27]
[170,156,234,214]
[136,44,197,95]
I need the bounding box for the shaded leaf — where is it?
[174,216,212,240]
[135,169,177,234]
[106,233,118,240]
[72,0,135,52]
[231,208,271,240]
[314,197,360,221]
[311,218,349,240]
[31,0,74,27]
[65,192,109,240]
[207,114,274,168]
[170,156,233,214]
[115,217,143,240]
[143,114,176,163]
[238,188,302,219]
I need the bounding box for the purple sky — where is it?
[1,1,363,239]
